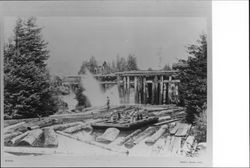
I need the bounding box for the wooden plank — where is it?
[18,129,43,146]
[153,119,179,126]
[43,127,58,147]
[57,131,128,155]
[145,125,168,144]
[51,122,83,131]
[4,146,63,155]
[118,129,142,146]
[124,127,157,149]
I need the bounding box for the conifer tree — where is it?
[4,17,58,119]
[177,34,207,124]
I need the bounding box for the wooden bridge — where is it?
[61,70,180,105]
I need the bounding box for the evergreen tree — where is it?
[177,34,207,124]
[4,17,58,119]
[127,54,138,71]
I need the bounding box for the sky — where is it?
[4,16,207,75]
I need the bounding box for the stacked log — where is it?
[18,129,43,146]
[7,131,31,146]
[145,125,168,144]
[4,131,22,145]
[51,122,83,131]
[124,127,157,148]
[96,128,120,142]
[63,123,92,134]
[118,129,142,146]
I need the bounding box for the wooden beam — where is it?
[143,77,147,104]
[134,76,138,104]
[163,83,167,104]
[151,77,155,105]
[159,76,164,104]
[127,76,130,104]
[123,77,126,104]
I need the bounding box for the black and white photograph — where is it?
[0,0,213,167]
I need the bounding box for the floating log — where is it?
[158,116,171,122]
[27,125,40,130]
[96,128,120,142]
[57,131,128,155]
[4,131,23,145]
[153,119,180,126]
[27,119,60,130]
[44,127,58,147]
[51,122,83,131]
[4,122,26,133]
[171,137,182,155]
[118,129,142,146]
[145,125,168,144]
[124,127,157,149]
[63,123,92,134]
[18,129,43,146]
[7,131,30,146]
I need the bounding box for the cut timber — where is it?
[118,129,142,146]
[57,131,128,155]
[7,131,30,146]
[124,127,157,149]
[158,116,171,122]
[51,122,82,131]
[4,132,22,145]
[4,122,26,133]
[145,125,168,144]
[18,129,43,146]
[63,123,92,134]
[44,127,58,147]
[153,119,180,126]
[175,124,191,137]
[26,119,60,130]
[96,128,120,142]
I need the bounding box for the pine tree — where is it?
[177,34,207,124]
[4,17,58,119]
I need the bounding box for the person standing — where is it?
[106,96,110,112]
